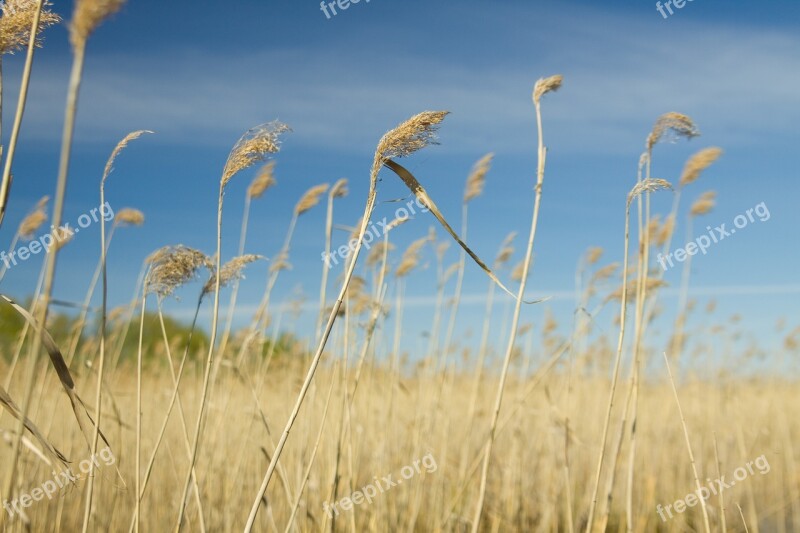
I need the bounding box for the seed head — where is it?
[295,184,329,215]
[70,0,125,49]
[146,245,212,299]
[690,191,716,216]
[464,153,493,203]
[533,74,564,104]
[395,236,428,278]
[0,0,60,54]
[330,178,348,199]
[656,214,675,247]
[372,111,448,180]
[52,226,73,251]
[628,178,673,207]
[679,147,723,187]
[366,241,394,267]
[222,121,291,188]
[646,112,699,150]
[247,161,277,199]
[586,247,603,265]
[203,254,262,295]
[18,197,48,239]
[102,130,152,183]
[114,207,144,226]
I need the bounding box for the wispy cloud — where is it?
[11,8,799,156]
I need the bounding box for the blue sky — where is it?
[0,0,798,359]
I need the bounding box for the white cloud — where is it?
[6,6,799,157]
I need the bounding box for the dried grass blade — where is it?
[383,160,545,304]
[0,295,114,455]
[0,384,68,466]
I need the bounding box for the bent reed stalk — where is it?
[470,74,561,532]
[244,111,448,531]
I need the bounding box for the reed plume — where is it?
[646,112,699,150]
[83,129,151,532]
[0,0,59,54]
[680,147,723,187]
[70,0,125,49]
[221,121,290,188]
[295,183,329,215]
[146,245,211,299]
[463,153,493,203]
[177,121,289,531]
[472,74,562,531]
[202,254,262,295]
[245,110,448,531]
[115,207,144,226]
[690,190,717,216]
[585,178,672,532]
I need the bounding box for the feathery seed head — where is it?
[591,263,619,283]
[533,74,564,104]
[52,226,74,251]
[511,260,527,282]
[269,251,292,273]
[494,231,516,267]
[18,198,47,239]
[690,190,717,216]
[627,178,673,207]
[679,147,723,187]
[203,254,262,295]
[463,153,493,203]
[656,214,675,247]
[103,130,152,183]
[395,236,428,277]
[330,178,349,199]
[295,183,329,215]
[247,161,277,199]
[646,112,699,150]
[371,111,448,180]
[145,245,212,298]
[114,207,144,226]
[366,241,394,267]
[586,247,603,265]
[222,121,291,188]
[609,277,667,302]
[70,0,124,48]
[385,216,409,233]
[0,0,59,54]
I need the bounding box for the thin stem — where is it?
[81,165,109,532]
[471,98,547,532]
[585,203,633,533]
[663,350,711,533]
[0,40,85,516]
[244,186,377,532]
[175,184,226,531]
[0,0,44,230]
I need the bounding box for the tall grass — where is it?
[0,10,791,532]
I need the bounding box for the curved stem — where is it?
[0,39,85,514]
[0,0,44,230]
[244,185,377,532]
[471,99,547,532]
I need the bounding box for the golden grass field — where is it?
[0,1,797,532]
